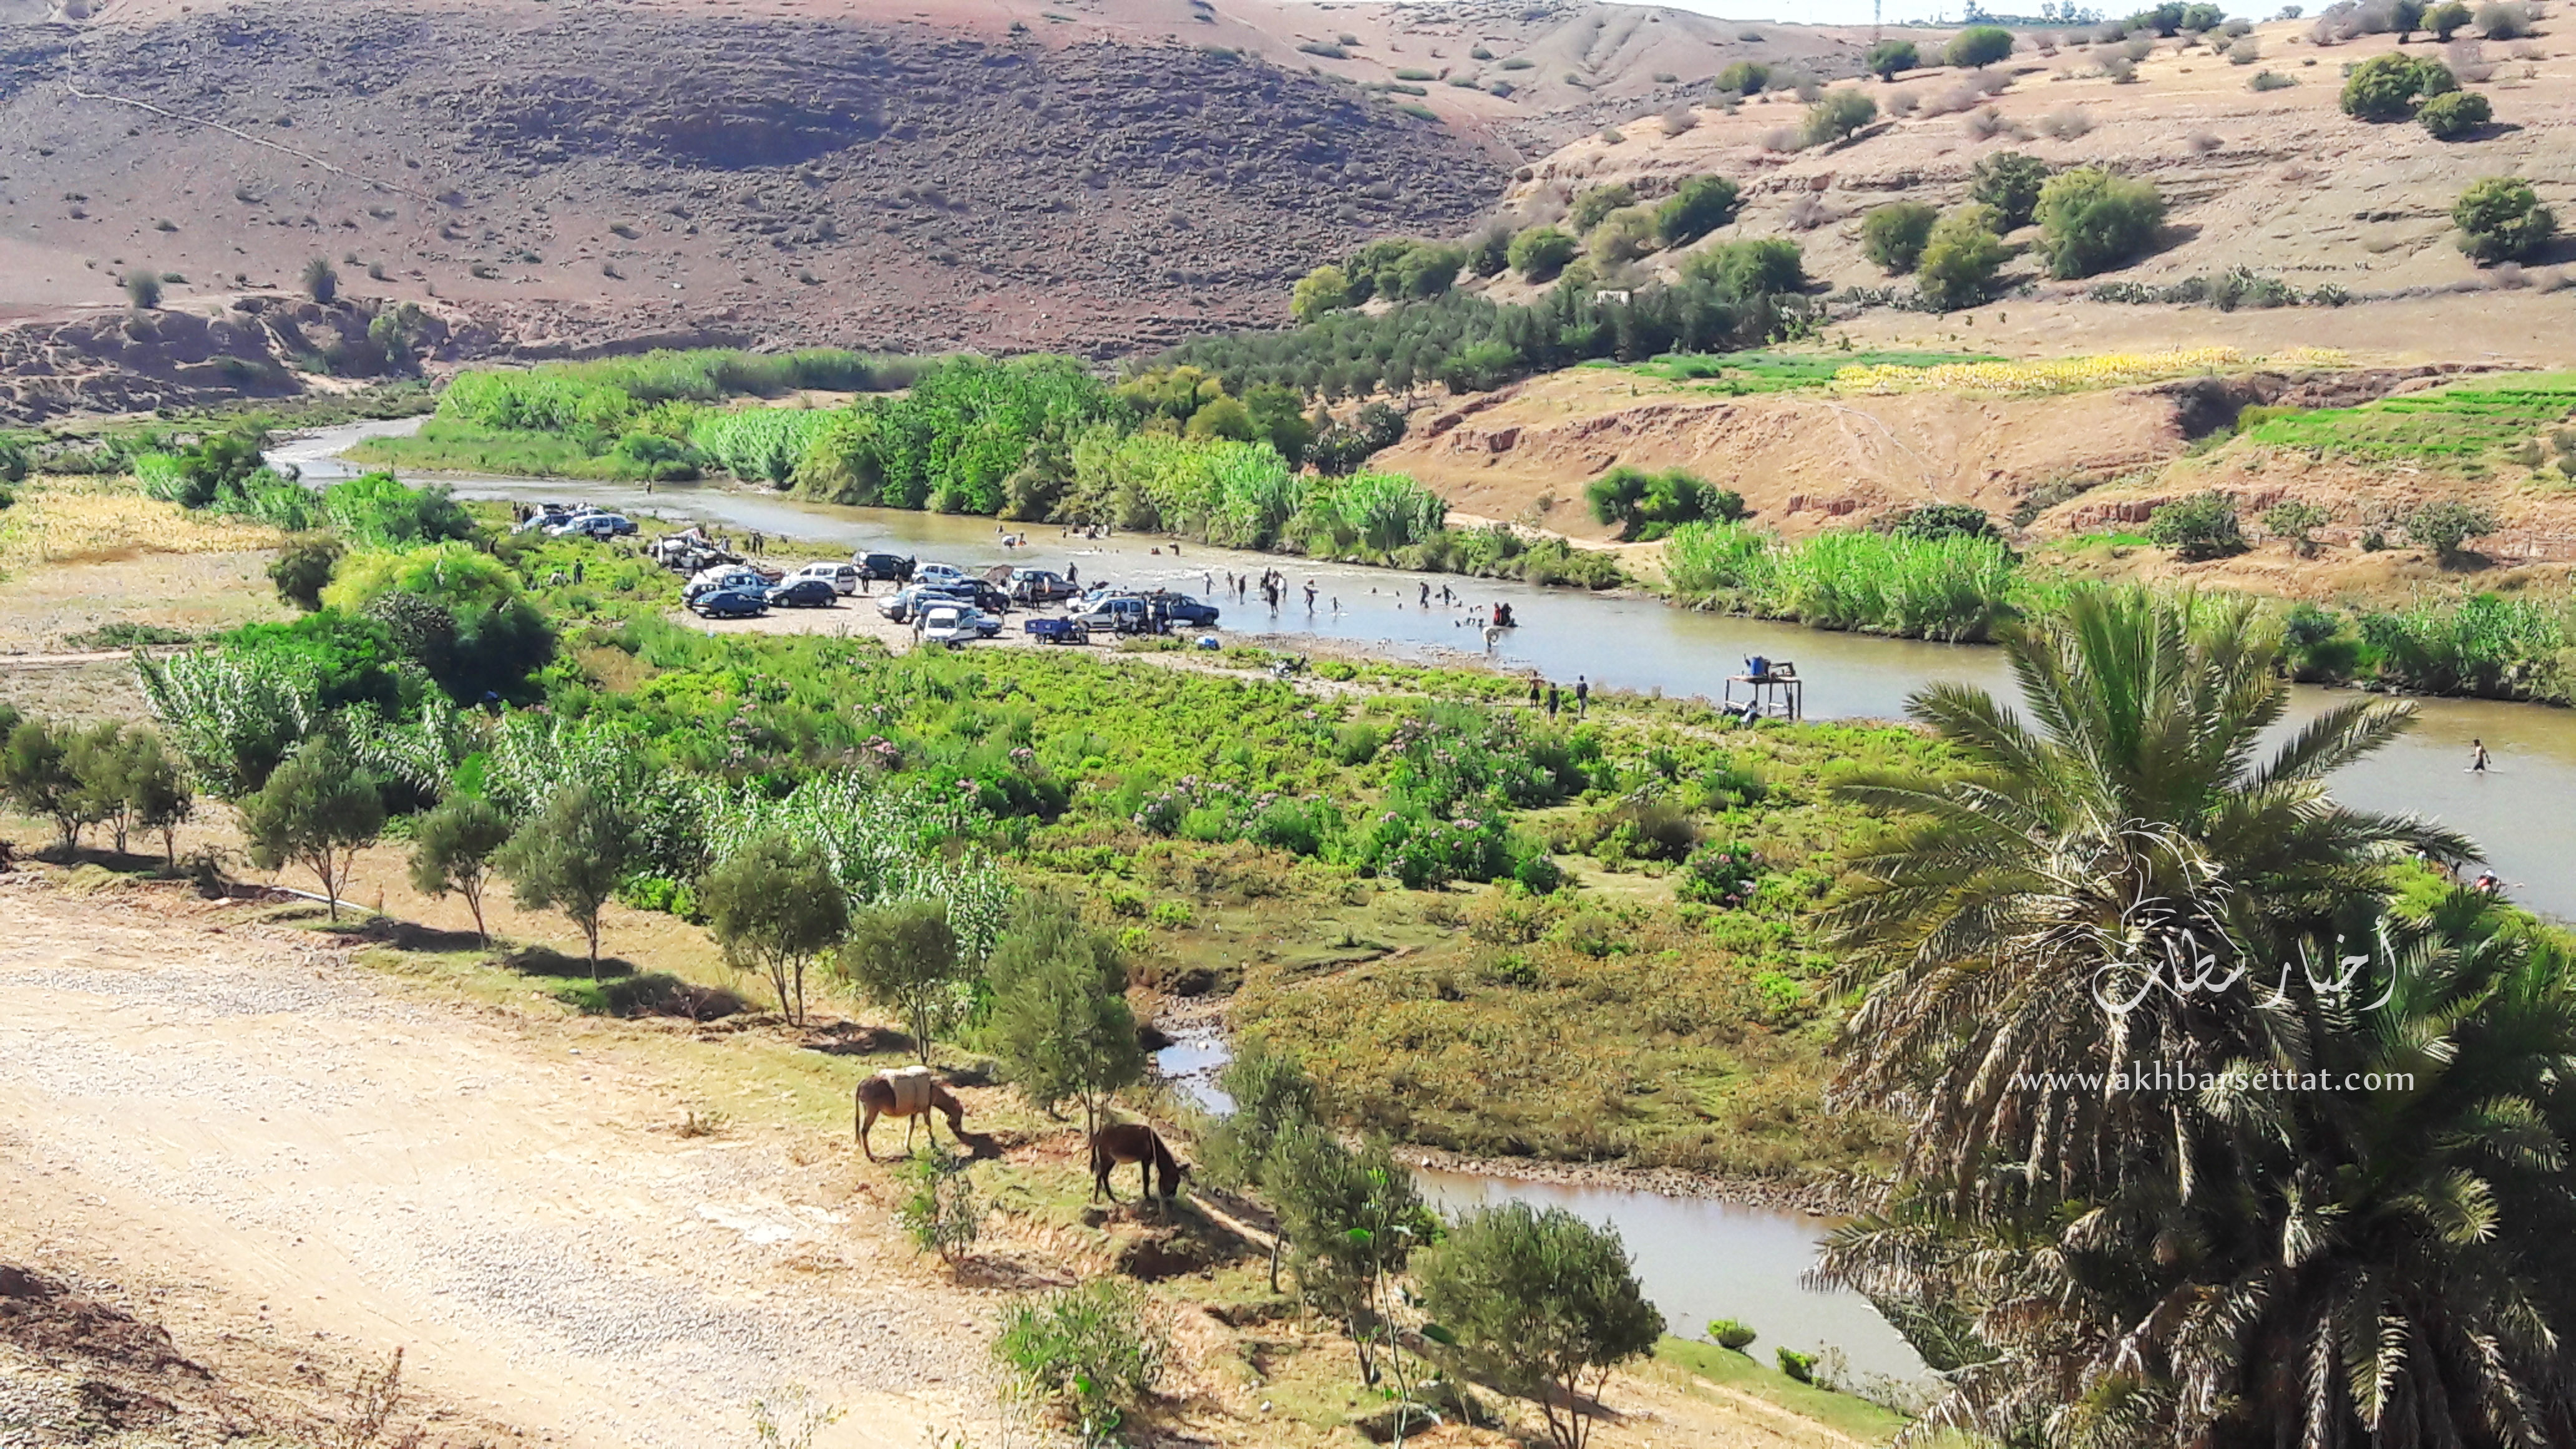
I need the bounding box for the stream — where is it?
[276,419,2576,1383]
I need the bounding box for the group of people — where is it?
[1525,673,1589,720]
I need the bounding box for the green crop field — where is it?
[1606,349,1996,393]
[2242,372,2576,463]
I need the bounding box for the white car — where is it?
[915,605,1000,644]
[683,565,768,603]
[788,560,859,595]
[916,562,968,585]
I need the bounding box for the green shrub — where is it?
[1655,175,1742,246]
[1676,842,1760,907]
[2418,89,2492,139]
[2033,167,2165,278]
[1707,1318,1760,1351]
[302,256,338,304]
[2145,490,2247,560]
[1569,183,1638,234]
[2406,499,2500,559]
[1717,61,1770,93]
[267,533,344,612]
[2454,177,2557,263]
[1802,89,1879,146]
[123,270,163,309]
[2477,0,2532,36]
[1587,207,1660,265]
[1507,225,1579,281]
[2340,52,2452,119]
[896,1152,983,1265]
[1915,206,2009,311]
[1860,202,1940,273]
[1969,150,2054,229]
[1680,238,1807,301]
[1777,1346,1818,1383]
[2261,499,2332,555]
[1586,466,1745,541]
[1945,24,2016,66]
[2250,68,2298,90]
[993,1279,1168,1447]
[1867,39,1920,78]
[1292,263,1354,321]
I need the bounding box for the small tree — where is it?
[1418,1202,1666,1449]
[1866,38,1920,79]
[1653,175,1740,247]
[302,257,339,305]
[1584,206,1658,265]
[1946,24,2017,66]
[983,893,1143,1141]
[2145,490,2249,560]
[239,739,383,920]
[407,793,513,945]
[122,729,195,867]
[1681,237,1807,300]
[1568,182,1637,234]
[1860,201,1940,273]
[2429,0,2474,35]
[2261,499,2333,556]
[2341,52,2451,119]
[993,1279,1168,1449]
[2454,176,2557,263]
[1267,1123,1437,1385]
[1290,263,1353,322]
[1506,225,1579,281]
[123,270,162,309]
[2,718,91,851]
[268,533,344,612]
[1802,89,1878,147]
[496,784,637,978]
[2407,499,2499,560]
[699,834,849,1025]
[2034,167,2165,278]
[1916,205,2011,310]
[1969,150,2054,230]
[2418,89,2492,139]
[897,1151,983,1266]
[836,898,964,1060]
[66,723,140,854]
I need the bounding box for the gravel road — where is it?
[0,879,1006,1449]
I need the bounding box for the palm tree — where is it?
[1820,894,2576,1449]
[1824,587,2469,1201]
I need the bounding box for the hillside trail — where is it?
[0,878,997,1449]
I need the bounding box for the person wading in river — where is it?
[2471,738,2492,774]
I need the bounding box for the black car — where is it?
[690,588,769,619]
[1143,592,1221,627]
[931,578,1012,614]
[764,577,839,608]
[854,552,916,583]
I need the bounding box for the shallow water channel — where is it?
[278,419,2576,1381]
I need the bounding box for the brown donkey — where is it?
[1090,1122,1188,1203]
[854,1068,967,1161]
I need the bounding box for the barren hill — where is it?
[0,0,1933,419]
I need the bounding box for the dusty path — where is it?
[0,879,998,1449]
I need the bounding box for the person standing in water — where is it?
[2471,738,2492,774]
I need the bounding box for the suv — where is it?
[549,512,637,539]
[787,560,859,595]
[1141,591,1221,627]
[853,552,915,584]
[1008,568,1078,604]
[1070,596,1159,634]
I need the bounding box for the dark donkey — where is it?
[1090,1122,1188,1203]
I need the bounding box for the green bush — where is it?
[1292,263,1354,321]
[1680,238,1808,301]
[2418,89,2492,139]
[1777,1346,1818,1383]
[2033,167,2165,278]
[2477,0,2532,36]
[2261,499,2332,555]
[1866,39,1920,78]
[2340,52,2452,119]
[1860,202,1940,273]
[1507,225,1579,281]
[1945,24,2016,66]
[1969,150,2053,230]
[1586,207,1660,265]
[1655,175,1742,246]
[1569,183,1638,234]
[2454,177,2557,263]
[1586,466,1745,541]
[993,1279,1168,1448]
[1802,89,1878,146]
[2406,499,2500,560]
[2145,490,2247,560]
[1916,206,2010,311]
[266,533,344,612]
[2429,0,2475,34]
[1707,1318,1760,1351]
[1717,61,1770,93]
[124,270,162,308]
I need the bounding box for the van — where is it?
[788,560,860,595]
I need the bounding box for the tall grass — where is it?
[2357,592,2570,700]
[1662,522,2029,641]
[687,408,837,486]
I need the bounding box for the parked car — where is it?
[548,512,637,539]
[877,583,977,623]
[764,577,839,608]
[852,552,915,584]
[689,588,769,619]
[915,605,1001,644]
[1141,591,1221,627]
[1070,596,1159,634]
[684,565,768,603]
[1008,568,1079,605]
[512,507,573,535]
[787,560,859,595]
[915,562,968,585]
[1024,617,1091,646]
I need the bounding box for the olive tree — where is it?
[982,891,1143,1140]
[700,834,848,1025]
[1,716,91,851]
[407,793,514,945]
[2033,167,2165,278]
[837,897,964,1060]
[2454,176,2557,263]
[1417,1203,1666,1449]
[238,739,383,920]
[495,784,637,978]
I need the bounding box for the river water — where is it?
[278,420,2575,1384]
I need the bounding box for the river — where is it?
[276,420,2575,1385]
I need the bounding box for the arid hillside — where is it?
[0,0,1959,421]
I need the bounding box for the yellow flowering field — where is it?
[1833,346,2349,396]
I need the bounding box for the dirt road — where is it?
[0,879,996,1449]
